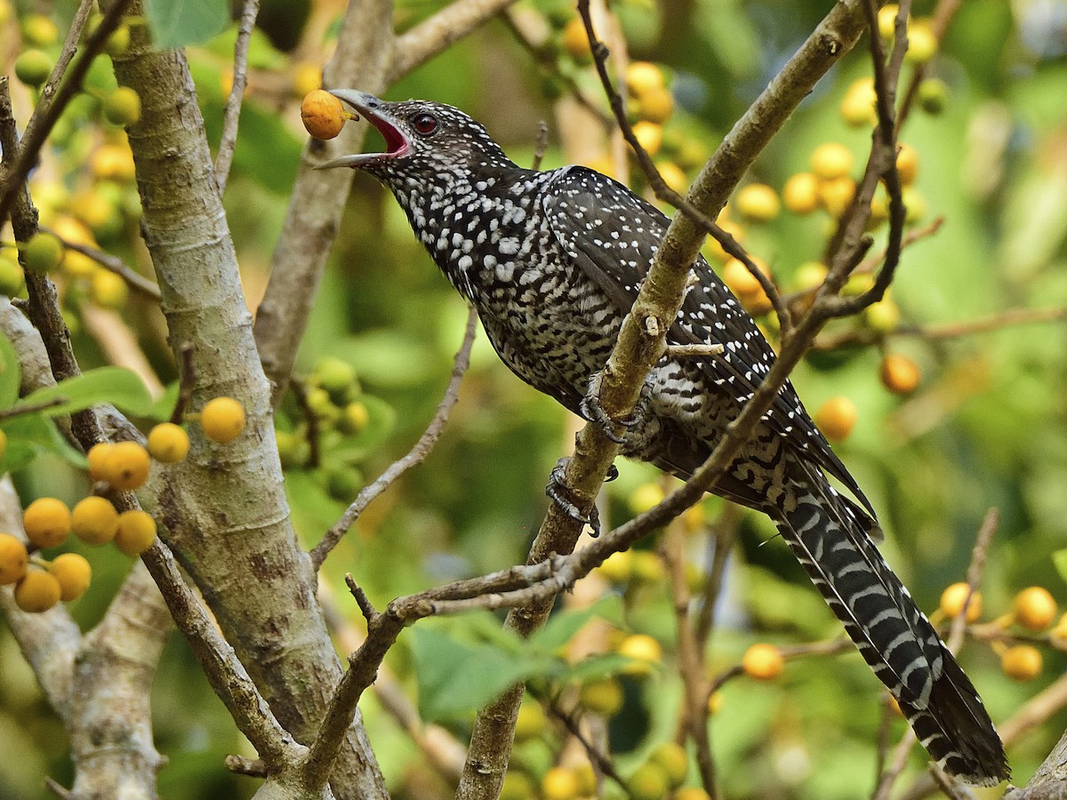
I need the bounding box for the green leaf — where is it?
[145,0,229,49]
[1052,549,1067,585]
[14,367,154,418]
[411,626,533,722]
[1,413,86,471]
[0,333,20,410]
[528,595,626,652]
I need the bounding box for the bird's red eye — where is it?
[412,113,438,135]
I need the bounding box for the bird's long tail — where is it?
[773,454,1009,786]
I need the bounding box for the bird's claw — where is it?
[546,458,602,537]
[580,373,653,445]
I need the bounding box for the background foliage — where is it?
[1,0,1065,797]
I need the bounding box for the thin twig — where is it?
[214,0,260,194]
[41,228,162,300]
[666,343,725,359]
[310,306,477,569]
[0,396,66,420]
[168,343,196,425]
[546,702,626,788]
[532,120,550,171]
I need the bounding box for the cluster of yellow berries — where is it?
[939,583,1062,683]
[0,397,246,613]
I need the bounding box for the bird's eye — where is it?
[412,113,438,135]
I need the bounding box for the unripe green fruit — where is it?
[326,467,362,502]
[649,742,689,788]
[102,87,141,126]
[276,430,310,469]
[14,49,54,88]
[0,255,26,296]
[626,762,670,800]
[19,232,63,274]
[313,356,358,402]
[339,401,369,435]
[918,79,948,115]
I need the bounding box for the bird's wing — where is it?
[541,165,876,519]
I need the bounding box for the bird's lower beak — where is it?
[314,90,409,170]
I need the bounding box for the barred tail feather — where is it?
[774,455,1009,785]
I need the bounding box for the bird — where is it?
[317,89,1009,786]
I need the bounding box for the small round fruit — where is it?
[102,87,142,126]
[939,582,982,622]
[626,761,670,800]
[905,20,938,64]
[793,261,828,292]
[14,49,53,88]
[903,186,927,223]
[742,643,784,680]
[649,741,688,788]
[513,701,547,741]
[14,570,62,612]
[840,78,877,127]
[880,354,921,395]
[89,269,130,308]
[877,4,901,39]
[114,510,157,556]
[314,356,358,401]
[1014,587,1057,631]
[814,397,858,441]
[632,120,663,156]
[631,550,666,582]
[101,441,151,490]
[48,553,92,601]
[0,255,25,296]
[864,298,900,332]
[0,429,7,462]
[918,78,948,114]
[721,257,767,296]
[735,184,780,222]
[201,397,246,443]
[895,143,919,185]
[636,87,674,124]
[618,633,663,675]
[572,763,596,797]
[782,172,820,214]
[21,13,60,46]
[630,482,665,514]
[1001,644,1042,682]
[23,498,71,549]
[597,550,633,583]
[811,142,854,180]
[301,90,346,140]
[675,789,712,800]
[541,766,581,800]
[819,176,856,217]
[339,401,369,435]
[71,496,120,545]
[560,17,592,60]
[87,443,115,481]
[19,232,64,274]
[579,678,624,715]
[656,161,687,194]
[626,62,665,98]
[0,533,29,584]
[147,423,190,463]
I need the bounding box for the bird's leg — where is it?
[546,457,602,537]
[579,371,653,445]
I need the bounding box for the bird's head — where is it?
[315,91,514,184]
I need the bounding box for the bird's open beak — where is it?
[314,90,411,169]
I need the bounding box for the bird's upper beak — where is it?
[315,90,411,169]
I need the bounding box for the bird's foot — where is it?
[580,372,652,445]
[546,458,602,537]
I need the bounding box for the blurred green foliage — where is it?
[2,0,1066,797]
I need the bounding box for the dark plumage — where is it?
[319,90,1008,785]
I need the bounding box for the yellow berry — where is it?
[618,633,663,676]
[0,255,26,296]
[201,397,246,443]
[89,270,130,308]
[102,86,142,126]
[597,550,633,583]
[19,232,64,274]
[864,298,900,332]
[630,482,665,514]
[71,496,120,545]
[918,78,949,114]
[573,763,597,796]
[895,143,919,185]
[819,176,856,218]
[0,533,29,584]
[89,143,137,182]
[782,172,820,214]
[101,441,151,491]
[48,553,92,601]
[1050,613,1067,647]
[0,429,7,462]
[793,261,829,292]
[877,4,902,39]
[905,20,938,64]
[147,423,190,463]
[579,678,624,715]
[721,257,769,297]
[1014,587,1058,631]
[814,396,858,442]
[1001,644,1042,682]
[939,582,982,622]
[626,62,665,98]
[811,142,854,180]
[631,550,666,583]
[21,13,60,46]
[626,762,670,800]
[560,17,592,60]
[879,353,921,395]
[742,643,784,680]
[23,498,71,549]
[903,186,927,223]
[706,692,722,715]
[649,742,688,788]
[14,570,62,612]
[632,121,663,156]
[735,184,780,222]
[656,162,688,194]
[675,789,712,800]
[840,78,877,127]
[541,766,581,800]
[114,510,157,556]
[301,90,346,140]
[636,87,674,124]
[87,442,115,482]
[513,701,547,741]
